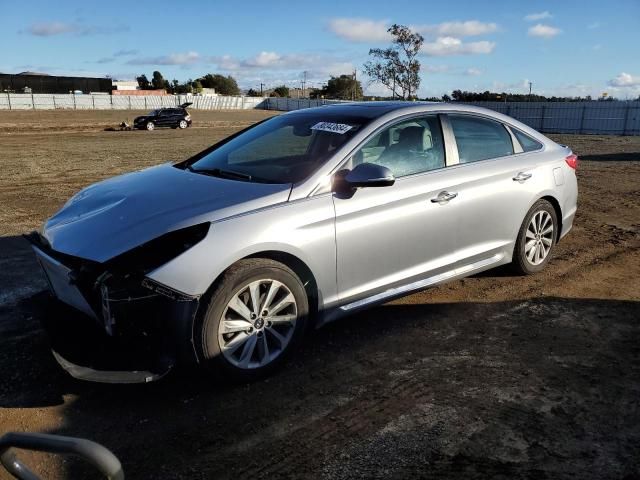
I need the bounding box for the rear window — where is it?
[513,129,543,152]
[449,114,514,163]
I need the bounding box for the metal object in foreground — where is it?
[0,432,124,480]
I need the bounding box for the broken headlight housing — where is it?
[106,222,211,275]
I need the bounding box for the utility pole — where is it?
[260,83,265,97]
[352,70,357,101]
[529,81,533,101]
[301,71,308,98]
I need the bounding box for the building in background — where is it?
[111,80,139,91]
[0,72,112,94]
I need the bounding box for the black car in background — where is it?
[133,102,192,131]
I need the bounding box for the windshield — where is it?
[187,111,369,183]
[148,109,160,116]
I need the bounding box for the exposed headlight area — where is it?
[106,222,211,276]
[26,224,211,381]
[27,222,209,336]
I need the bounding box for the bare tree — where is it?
[363,24,424,100]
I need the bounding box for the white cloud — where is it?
[422,64,451,73]
[24,21,129,36]
[243,51,282,67]
[328,18,499,42]
[327,18,390,42]
[414,20,498,37]
[113,49,138,57]
[587,22,600,29]
[26,22,76,36]
[209,52,355,86]
[608,72,640,87]
[465,68,483,76]
[126,51,200,66]
[528,24,562,39]
[491,78,531,92]
[422,37,495,56]
[524,11,552,21]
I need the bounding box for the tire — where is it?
[146,121,155,131]
[195,258,309,382]
[178,119,188,129]
[511,199,558,275]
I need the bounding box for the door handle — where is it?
[513,172,533,182]
[431,191,458,203]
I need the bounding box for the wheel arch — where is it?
[204,250,321,319]
[244,251,320,317]
[539,195,563,243]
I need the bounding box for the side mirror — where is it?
[342,162,395,189]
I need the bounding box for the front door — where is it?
[333,114,462,305]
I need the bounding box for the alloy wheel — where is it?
[525,210,554,265]
[218,279,297,369]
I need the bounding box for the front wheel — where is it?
[195,259,309,381]
[511,199,558,275]
[145,121,155,131]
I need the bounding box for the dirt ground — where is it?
[0,110,638,479]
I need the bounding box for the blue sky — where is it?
[1,0,639,98]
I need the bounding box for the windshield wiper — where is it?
[187,166,253,181]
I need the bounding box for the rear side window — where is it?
[512,129,543,152]
[449,114,514,163]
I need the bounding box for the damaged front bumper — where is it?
[26,233,201,383]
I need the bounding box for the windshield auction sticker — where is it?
[311,122,353,134]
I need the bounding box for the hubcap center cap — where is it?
[254,317,265,329]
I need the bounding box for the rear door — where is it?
[442,113,543,264]
[157,109,171,127]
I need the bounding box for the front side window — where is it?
[346,115,445,177]
[188,112,369,183]
[449,114,514,163]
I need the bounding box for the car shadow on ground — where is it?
[579,152,640,162]
[1,283,639,479]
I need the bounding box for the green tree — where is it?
[151,71,168,90]
[272,85,290,97]
[197,74,240,95]
[136,74,151,90]
[363,24,423,100]
[318,74,363,100]
[246,88,261,97]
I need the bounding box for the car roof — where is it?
[284,101,539,132]
[284,101,438,119]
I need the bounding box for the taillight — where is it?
[565,154,579,170]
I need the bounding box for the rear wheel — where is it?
[195,259,309,381]
[145,121,155,131]
[512,199,558,275]
[178,119,188,129]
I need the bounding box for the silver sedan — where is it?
[30,102,578,382]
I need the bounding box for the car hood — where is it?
[43,163,291,262]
